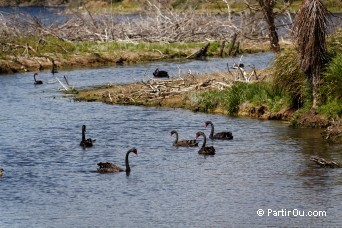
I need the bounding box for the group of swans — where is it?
[80,121,232,174]
[79,125,138,174]
[170,121,234,156]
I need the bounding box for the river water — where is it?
[0,53,341,227]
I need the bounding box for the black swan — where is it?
[153,68,169,78]
[97,147,139,173]
[0,167,3,177]
[195,131,215,155]
[80,125,95,147]
[205,121,233,140]
[33,73,43,85]
[170,130,198,147]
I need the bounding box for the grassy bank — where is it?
[74,71,294,121]
[0,34,270,74]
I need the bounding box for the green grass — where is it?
[73,40,221,56]
[317,99,342,118]
[1,34,224,61]
[192,81,289,115]
[318,53,342,118]
[321,53,342,100]
[272,48,308,108]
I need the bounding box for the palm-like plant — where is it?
[292,0,331,108]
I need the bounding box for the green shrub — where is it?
[318,99,342,118]
[318,53,342,118]
[272,49,308,108]
[192,81,287,115]
[321,53,342,100]
[191,90,221,112]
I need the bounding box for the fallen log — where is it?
[310,156,341,168]
[186,42,210,60]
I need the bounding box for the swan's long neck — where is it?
[34,74,37,82]
[209,123,214,138]
[125,151,131,172]
[82,128,86,141]
[201,134,207,148]
[173,132,179,143]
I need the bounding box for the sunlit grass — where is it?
[192,81,289,115]
[1,34,224,60]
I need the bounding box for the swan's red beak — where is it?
[195,134,199,139]
[136,152,140,157]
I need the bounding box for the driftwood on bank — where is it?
[99,74,232,105]
[186,42,210,60]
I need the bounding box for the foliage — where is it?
[321,53,342,100]
[327,29,342,56]
[272,48,307,108]
[317,99,342,118]
[193,81,288,115]
[318,53,342,118]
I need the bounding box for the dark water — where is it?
[0,54,341,227]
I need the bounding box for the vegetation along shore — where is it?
[1,0,341,142]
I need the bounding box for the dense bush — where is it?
[318,53,342,118]
[193,81,288,115]
[272,49,308,109]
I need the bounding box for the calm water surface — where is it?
[0,54,341,227]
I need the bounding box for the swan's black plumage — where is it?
[195,131,215,155]
[33,73,43,85]
[170,130,198,147]
[153,68,169,78]
[97,148,139,173]
[80,125,95,147]
[205,121,233,140]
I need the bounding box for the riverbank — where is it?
[0,37,272,74]
[74,69,341,143]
